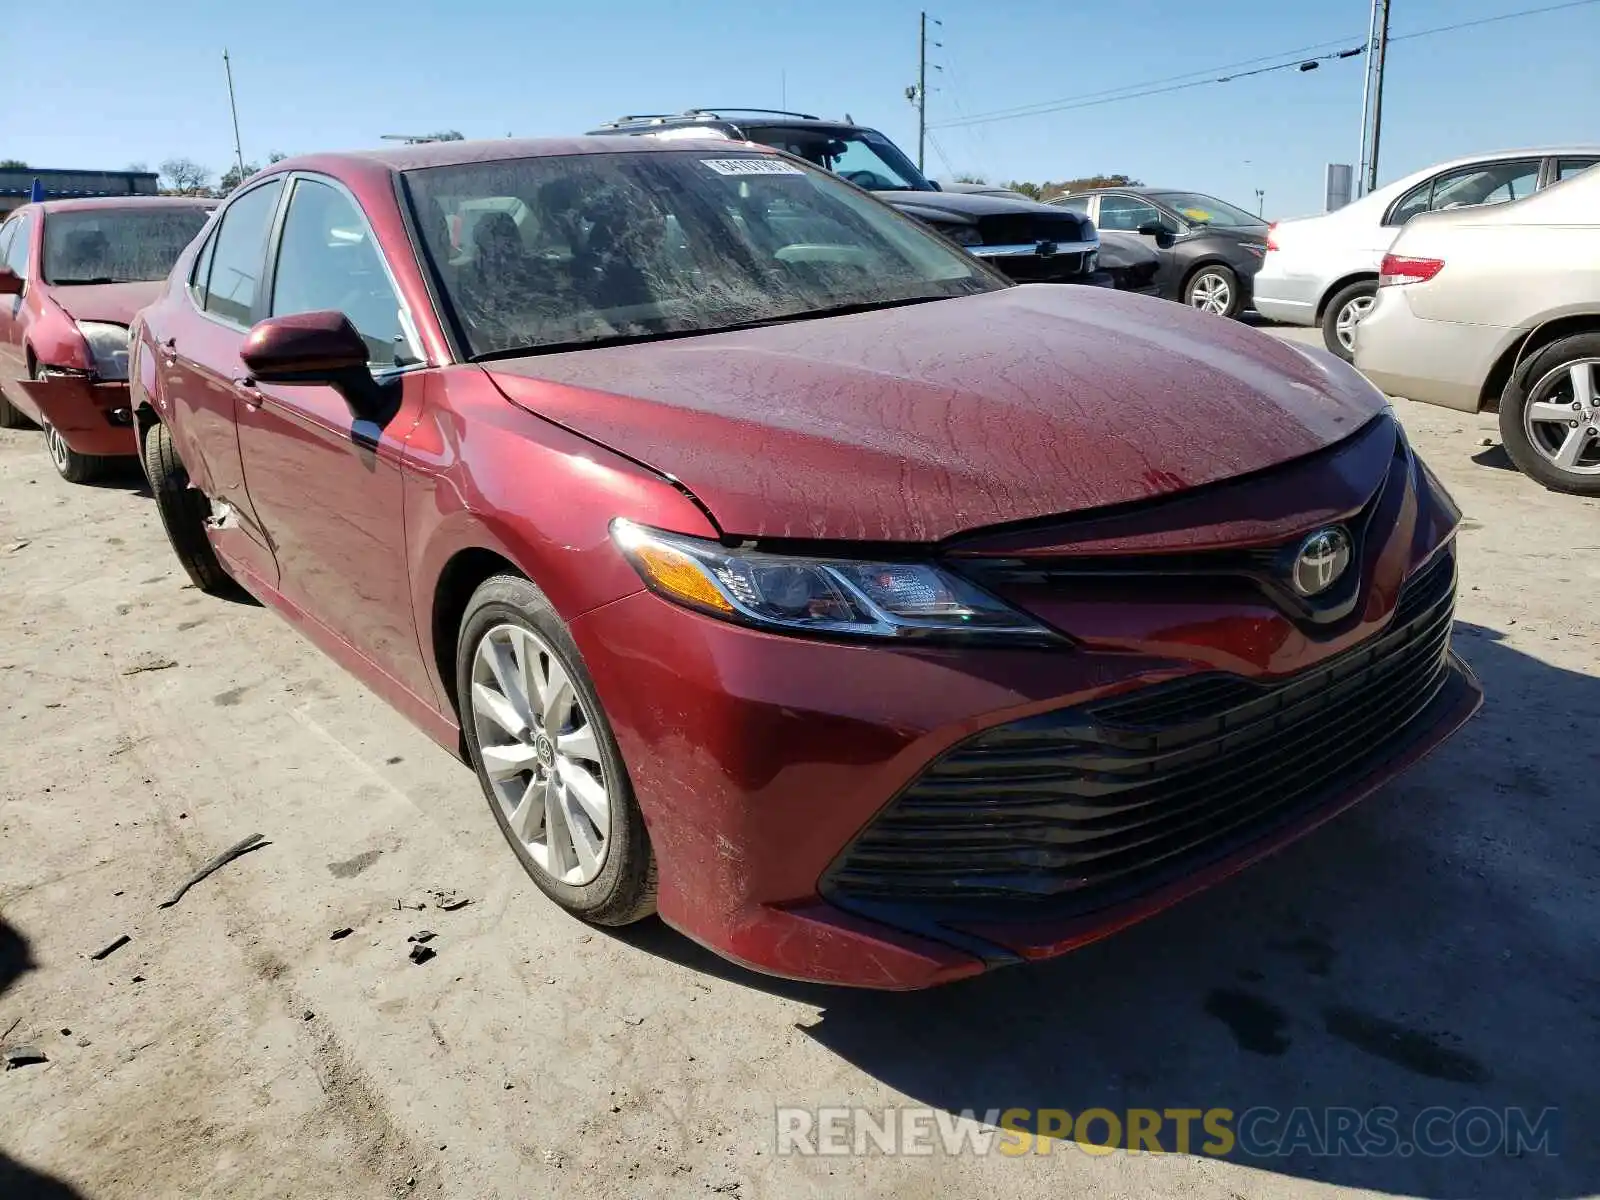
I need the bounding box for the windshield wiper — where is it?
[50,276,121,285]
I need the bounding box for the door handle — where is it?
[232,376,262,410]
[161,337,178,365]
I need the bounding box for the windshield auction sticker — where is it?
[701,159,805,176]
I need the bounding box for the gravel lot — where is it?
[2,325,1597,1199]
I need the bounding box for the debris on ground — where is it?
[4,1046,48,1070]
[89,935,131,961]
[396,899,427,912]
[131,975,145,984]
[121,652,179,676]
[431,890,471,911]
[409,944,436,965]
[329,927,354,940]
[408,931,435,944]
[1,1016,20,1042]
[157,833,269,909]
[7,540,30,554]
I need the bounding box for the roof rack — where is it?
[593,108,824,131]
[682,107,822,121]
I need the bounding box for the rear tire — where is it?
[1498,333,1600,496]
[43,418,108,484]
[141,420,233,593]
[1321,280,1377,361]
[1184,265,1241,319]
[0,390,30,429]
[457,574,656,926]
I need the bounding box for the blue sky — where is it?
[8,0,1598,218]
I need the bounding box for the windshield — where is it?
[742,127,930,192]
[405,150,1000,359]
[43,207,211,285]
[1149,192,1264,229]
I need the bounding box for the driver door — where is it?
[234,174,434,701]
[1095,194,1181,293]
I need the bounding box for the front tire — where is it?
[1321,280,1377,361]
[457,574,656,926]
[1498,334,1600,495]
[1185,265,1241,318]
[42,417,108,484]
[141,420,233,592]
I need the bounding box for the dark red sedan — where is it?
[0,197,213,481]
[129,139,1481,988]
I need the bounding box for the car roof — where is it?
[270,134,761,176]
[588,109,862,135]
[11,196,215,217]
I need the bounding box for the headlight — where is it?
[610,520,1058,644]
[934,223,983,247]
[77,322,131,382]
[1084,250,1098,272]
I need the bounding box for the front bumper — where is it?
[17,376,137,457]
[571,422,1480,989]
[973,241,1099,284]
[1354,289,1512,413]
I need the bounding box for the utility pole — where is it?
[1366,0,1392,196]
[223,50,246,182]
[910,12,941,172]
[1255,188,1265,217]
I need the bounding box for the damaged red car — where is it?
[130,139,1481,988]
[0,197,213,481]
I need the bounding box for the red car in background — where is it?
[130,139,1480,988]
[0,197,212,481]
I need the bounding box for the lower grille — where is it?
[990,252,1088,282]
[825,548,1458,912]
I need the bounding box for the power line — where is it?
[930,0,1600,130]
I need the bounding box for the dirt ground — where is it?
[2,327,1597,1199]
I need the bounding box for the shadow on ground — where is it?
[0,920,87,1199]
[620,621,1599,1196]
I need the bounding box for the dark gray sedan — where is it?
[1051,187,1269,318]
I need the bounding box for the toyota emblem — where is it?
[1291,528,1353,597]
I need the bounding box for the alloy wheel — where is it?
[1523,358,1600,477]
[1189,272,1232,316]
[469,623,611,885]
[1334,294,1375,352]
[43,422,71,475]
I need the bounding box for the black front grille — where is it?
[825,548,1458,913]
[975,212,1087,247]
[990,252,1087,282]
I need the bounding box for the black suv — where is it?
[586,109,1102,286]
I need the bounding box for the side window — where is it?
[270,178,416,369]
[188,224,219,304]
[1387,181,1434,226]
[1053,196,1091,215]
[4,213,33,278]
[1096,195,1163,233]
[0,220,15,271]
[203,179,284,326]
[1557,158,1598,183]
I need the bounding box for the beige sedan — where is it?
[1354,163,1600,494]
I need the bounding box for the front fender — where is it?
[403,366,719,716]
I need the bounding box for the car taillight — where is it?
[1266,222,1279,252]
[1379,254,1445,286]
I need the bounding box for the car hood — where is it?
[878,189,1096,239]
[44,281,163,326]
[484,285,1384,542]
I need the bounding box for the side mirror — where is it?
[241,310,387,418]
[927,179,943,191]
[0,267,23,296]
[1136,220,1167,237]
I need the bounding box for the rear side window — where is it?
[1557,158,1598,182]
[1386,159,1541,225]
[201,179,283,325]
[1052,196,1091,215]
[4,213,33,278]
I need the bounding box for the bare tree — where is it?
[126,162,150,173]
[427,130,465,142]
[267,151,288,163]
[160,158,214,196]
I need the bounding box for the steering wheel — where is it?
[841,169,896,190]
